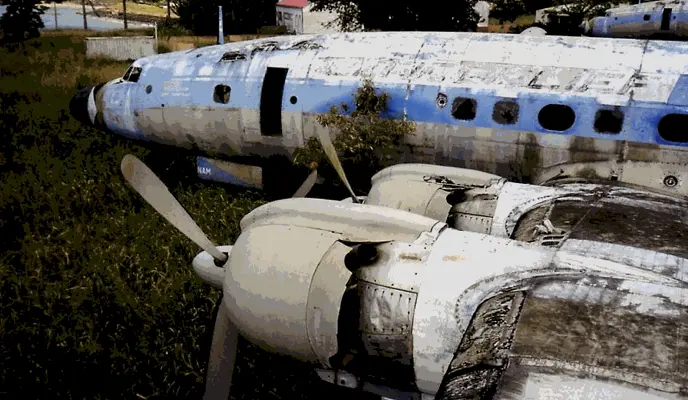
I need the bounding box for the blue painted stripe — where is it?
[111,75,688,147]
[669,75,688,106]
[196,157,261,188]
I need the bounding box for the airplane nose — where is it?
[69,85,95,126]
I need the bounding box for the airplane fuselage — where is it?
[70,31,688,195]
[588,0,688,38]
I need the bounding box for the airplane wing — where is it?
[435,285,688,399]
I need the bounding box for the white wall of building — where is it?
[276,6,304,34]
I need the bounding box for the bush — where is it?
[157,42,172,53]
[257,25,288,35]
[157,19,190,38]
[292,79,416,194]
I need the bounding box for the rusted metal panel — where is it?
[359,281,416,364]
[509,295,688,392]
[85,36,156,61]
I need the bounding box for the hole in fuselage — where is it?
[493,100,519,125]
[451,97,477,120]
[538,104,575,131]
[213,84,231,104]
[594,109,623,134]
[658,113,688,143]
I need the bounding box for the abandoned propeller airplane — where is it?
[582,0,688,39]
[70,29,688,197]
[118,122,688,400]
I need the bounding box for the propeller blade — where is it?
[203,304,239,400]
[292,169,318,198]
[120,154,228,263]
[315,130,360,203]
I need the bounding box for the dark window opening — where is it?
[594,109,624,134]
[538,104,575,131]
[220,52,247,62]
[123,66,142,83]
[213,84,231,104]
[662,8,672,30]
[123,66,133,81]
[260,67,289,136]
[492,100,519,125]
[658,114,688,143]
[451,97,477,120]
[290,96,298,105]
[643,14,651,21]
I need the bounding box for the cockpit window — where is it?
[123,66,133,81]
[123,66,142,82]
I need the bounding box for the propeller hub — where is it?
[69,85,96,126]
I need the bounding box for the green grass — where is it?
[0,31,358,400]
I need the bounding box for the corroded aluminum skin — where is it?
[86,31,688,194]
[193,193,688,399]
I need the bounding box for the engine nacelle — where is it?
[224,224,348,364]
[365,163,504,222]
[363,163,576,238]
[195,198,444,367]
[193,197,688,400]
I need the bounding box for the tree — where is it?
[0,0,48,45]
[292,79,416,194]
[488,0,528,24]
[172,0,278,36]
[309,0,480,32]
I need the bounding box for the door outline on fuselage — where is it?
[260,66,289,136]
[662,8,672,30]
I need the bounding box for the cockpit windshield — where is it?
[122,65,142,82]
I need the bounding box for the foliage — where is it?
[292,79,416,194]
[0,32,368,400]
[308,0,480,32]
[172,0,278,36]
[157,18,191,39]
[0,0,50,45]
[157,41,172,53]
[257,24,288,35]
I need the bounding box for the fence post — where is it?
[82,0,88,30]
[218,6,224,44]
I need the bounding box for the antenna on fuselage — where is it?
[217,6,224,45]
